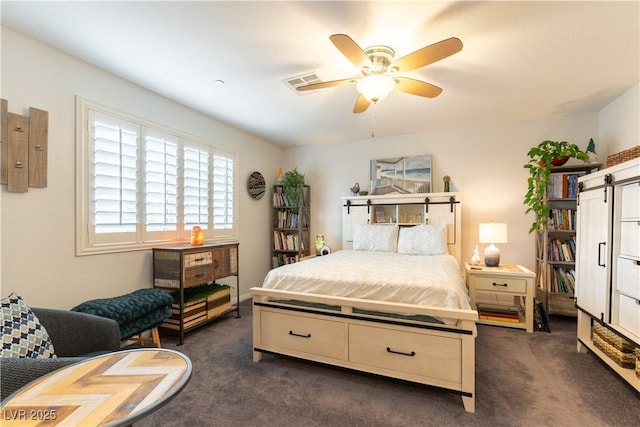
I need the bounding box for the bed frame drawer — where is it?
[348,324,462,384]
[472,276,526,294]
[259,310,346,360]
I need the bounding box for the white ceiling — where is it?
[2,1,639,148]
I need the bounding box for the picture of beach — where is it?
[370,155,431,195]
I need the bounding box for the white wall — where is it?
[284,111,632,272]
[0,27,283,308]
[599,83,639,159]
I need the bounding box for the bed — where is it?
[251,193,478,412]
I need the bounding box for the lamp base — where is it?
[484,244,500,267]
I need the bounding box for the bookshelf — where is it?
[536,164,601,316]
[271,184,310,268]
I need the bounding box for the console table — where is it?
[0,348,192,426]
[153,242,240,345]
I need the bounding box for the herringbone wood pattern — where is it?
[1,349,190,426]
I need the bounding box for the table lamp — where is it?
[479,222,508,266]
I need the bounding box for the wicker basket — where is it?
[593,333,636,369]
[592,323,637,369]
[606,145,640,167]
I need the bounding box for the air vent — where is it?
[283,72,322,95]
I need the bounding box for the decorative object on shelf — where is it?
[370,155,431,195]
[470,245,481,265]
[443,175,451,192]
[247,171,266,200]
[282,168,305,206]
[479,222,507,266]
[190,226,204,246]
[358,190,368,196]
[523,140,587,233]
[315,234,325,256]
[320,244,331,256]
[350,182,360,195]
[585,138,598,163]
[276,168,283,184]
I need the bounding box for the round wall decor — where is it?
[247,171,266,200]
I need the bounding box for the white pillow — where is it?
[353,224,399,252]
[397,223,448,255]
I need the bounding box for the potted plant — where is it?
[523,140,587,233]
[282,168,305,206]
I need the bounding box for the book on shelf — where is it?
[546,172,585,199]
[273,231,300,251]
[548,208,576,231]
[479,315,521,323]
[551,267,576,293]
[548,237,576,262]
[477,304,520,321]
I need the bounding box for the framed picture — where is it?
[370,155,432,195]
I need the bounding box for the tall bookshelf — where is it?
[271,184,310,268]
[535,164,601,316]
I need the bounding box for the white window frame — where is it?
[76,97,238,256]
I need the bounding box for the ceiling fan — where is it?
[297,34,463,113]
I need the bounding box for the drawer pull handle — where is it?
[193,273,204,278]
[386,347,415,357]
[597,242,606,267]
[289,331,311,338]
[492,282,508,287]
[194,257,204,262]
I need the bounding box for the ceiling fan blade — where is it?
[390,37,463,72]
[296,78,356,92]
[353,94,371,114]
[330,34,373,69]
[395,77,443,98]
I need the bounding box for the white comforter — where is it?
[262,250,472,311]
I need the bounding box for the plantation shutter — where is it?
[144,130,178,235]
[78,98,238,255]
[89,110,139,245]
[183,144,210,230]
[212,152,235,231]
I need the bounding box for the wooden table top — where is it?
[1,348,192,426]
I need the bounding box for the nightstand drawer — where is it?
[473,276,527,293]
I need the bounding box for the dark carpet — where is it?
[137,300,639,427]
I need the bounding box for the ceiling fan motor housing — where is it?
[362,45,395,75]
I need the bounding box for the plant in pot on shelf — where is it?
[282,168,305,206]
[523,140,588,234]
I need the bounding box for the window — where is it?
[76,97,237,255]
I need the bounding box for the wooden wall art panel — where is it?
[1,99,7,184]
[0,99,49,193]
[28,107,48,188]
[7,113,29,193]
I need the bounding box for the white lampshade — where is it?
[356,75,396,103]
[479,223,508,244]
[479,223,508,266]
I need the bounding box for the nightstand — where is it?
[464,263,536,333]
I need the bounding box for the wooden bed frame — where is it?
[251,193,478,412]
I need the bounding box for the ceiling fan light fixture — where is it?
[356,75,396,103]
